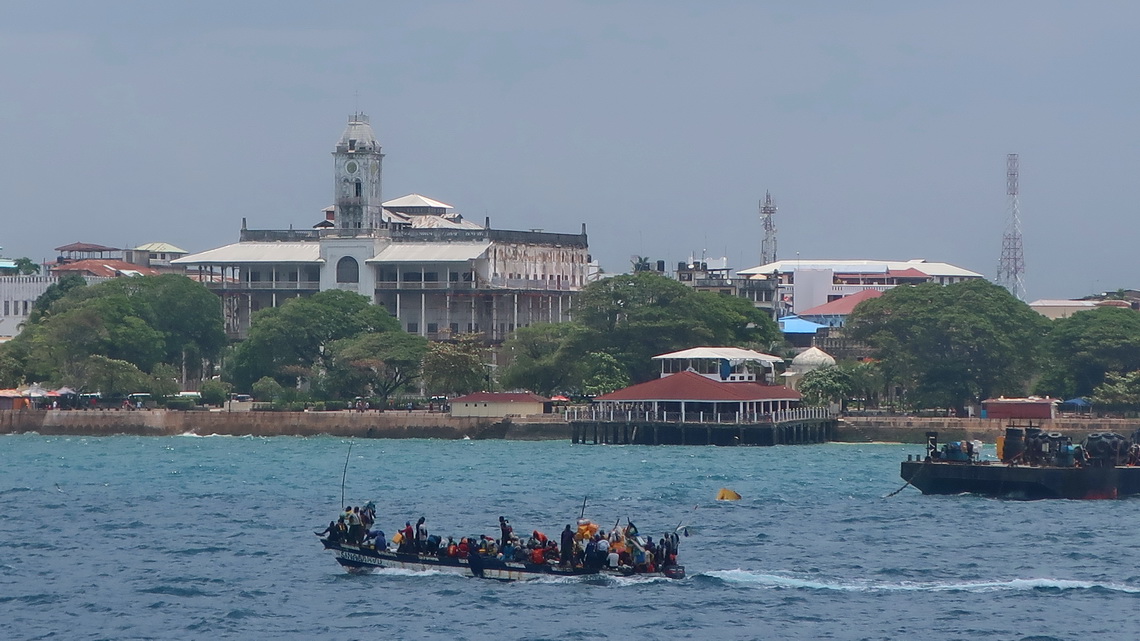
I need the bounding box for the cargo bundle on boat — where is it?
[900,426,1140,500]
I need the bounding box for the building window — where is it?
[427,323,438,333]
[336,256,359,283]
[450,323,459,334]
[407,322,418,333]
[424,272,439,282]
[3,301,8,316]
[403,272,422,282]
[354,181,362,198]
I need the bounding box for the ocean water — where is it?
[2,434,1139,641]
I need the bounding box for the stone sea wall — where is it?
[4,410,1137,444]
[0,409,572,441]
[836,416,1140,444]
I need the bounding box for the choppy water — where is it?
[2,434,1139,640]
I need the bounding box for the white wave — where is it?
[705,569,1140,594]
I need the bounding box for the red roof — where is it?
[798,289,883,316]
[885,267,929,278]
[596,371,800,403]
[452,392,549,403]
[49,259,160,278]
[54,242,120,253]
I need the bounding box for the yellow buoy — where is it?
[716,488,742,501]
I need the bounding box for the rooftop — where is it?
[597,370,800,403]
[798,289,884,317]
[172,242,324,265]
[652,347,784,364]
[738,258,982,279]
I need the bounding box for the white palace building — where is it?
[174,114,590,341]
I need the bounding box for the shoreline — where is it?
[3,410,1137,444]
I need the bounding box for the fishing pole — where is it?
[579,495,588,519]
[340,440,354,509]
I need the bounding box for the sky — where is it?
[2,1,1138,301]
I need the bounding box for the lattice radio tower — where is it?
[760,191,778,266]
[996,153,1026,300]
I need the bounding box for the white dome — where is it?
[792,347,836,369]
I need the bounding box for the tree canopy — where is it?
[421,333,490,397]
[846,280,1049,413]
[499,273,782,394]
[572,272,782,383]
[226,289,401,390]
[0,275,225,390]
[1034,306,1140,399]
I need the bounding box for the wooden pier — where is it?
[568,407,836,446]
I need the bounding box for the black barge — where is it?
[901,427,1140,500]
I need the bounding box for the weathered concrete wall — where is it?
[0,409,572,440]
[836,417,1140,444]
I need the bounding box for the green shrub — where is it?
[199,380,231,406]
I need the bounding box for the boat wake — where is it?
[703,569,1140,594]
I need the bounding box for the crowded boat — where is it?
[317,504,686,580]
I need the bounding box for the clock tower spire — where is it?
[332,113,384,230]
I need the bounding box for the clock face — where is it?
[345,161,358,174]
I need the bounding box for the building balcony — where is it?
[203,280,321,291]
[374,281,477,290]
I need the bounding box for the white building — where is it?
[174,113,590,341]
[737,258,983,315]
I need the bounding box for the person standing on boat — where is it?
[415,517,428,553]
[559,525,574,567]
[345,507,362,543]
[499,516,513,545]
[399,521,414,553]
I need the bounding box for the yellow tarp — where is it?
[716,488,742,501]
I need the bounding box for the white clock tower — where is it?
[333,113,384,229]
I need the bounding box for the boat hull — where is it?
[321,539,685,580]
[900,460,1140,500]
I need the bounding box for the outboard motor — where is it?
[1002,427,1025,463]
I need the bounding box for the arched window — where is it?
[354,180,362,198]
[336,256,359,283]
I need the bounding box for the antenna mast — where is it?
[760,191,778,266]
[996,154,1026,300]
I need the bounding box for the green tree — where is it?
[324,331,428,402]
[573,272,781,382]
[1035,306,1140,398]
[252,376,285,402]
[27,273,87,324]
[579,351,630,396]
[69,355,149,396]
[798,366,853,405]
[227,289,400,390]
[846,280,1048,415]
[199,379,231,406]
[1090,371,1140,409]
[148,363,181,398]
[422,334,489,396]
[498,323,585,396]
[14,257,40,275]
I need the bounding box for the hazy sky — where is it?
[3,1,1137,300]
